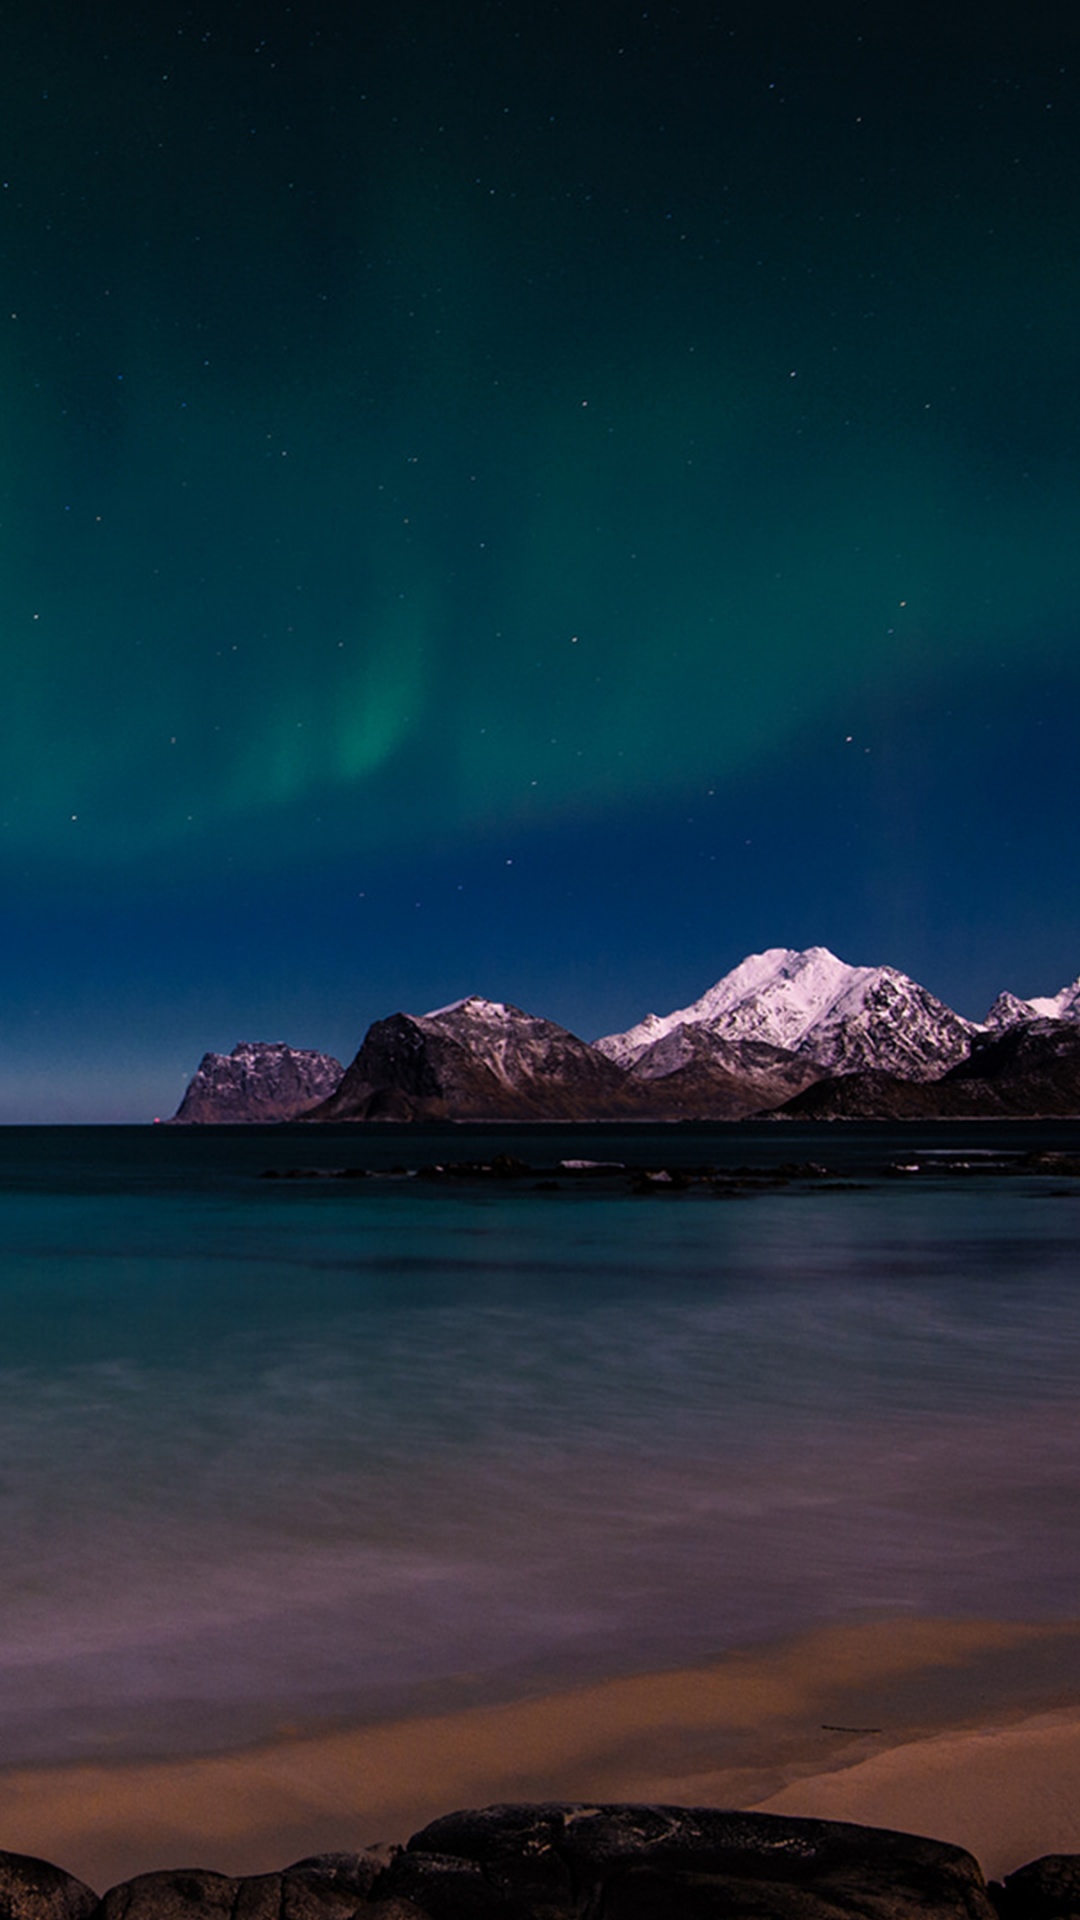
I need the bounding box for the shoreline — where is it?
[2,1617,1080,1891]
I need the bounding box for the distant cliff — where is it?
[171,1042,344,1123]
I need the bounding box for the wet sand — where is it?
[3,1616,1080,1893]
[755,1706,1080,1881]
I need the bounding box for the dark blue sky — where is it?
[2,0,1078,1118]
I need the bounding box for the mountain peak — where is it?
[311,998,640,1122]
[984,972,1080,1027]
[596,946,976,1082]
[422,995,515,1021]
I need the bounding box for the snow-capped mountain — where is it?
[310,996,641,1122]
[984,974,1080,1028]
[983,990,1040,1030]
[171,1042,343,1123]
[171,952,1080,1126]
[596,946,977,1083]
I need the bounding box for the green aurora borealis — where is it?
[2,1,1079,1116]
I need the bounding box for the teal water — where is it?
[0,1121,1078,1766]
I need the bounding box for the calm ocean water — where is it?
[0,1119,1078,1767]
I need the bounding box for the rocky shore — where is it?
[255,1149,1080,1193]
[2,1803,1074,1920]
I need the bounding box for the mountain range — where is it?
[170,946,1080,1123]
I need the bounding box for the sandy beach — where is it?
[2,1615,1080,1893]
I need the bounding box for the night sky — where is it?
[2,1,1079,1119]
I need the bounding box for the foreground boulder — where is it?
[0,1849,97,1920]
[10,1806,1073,1919]
[93,1852,395,1920]
[388,1804,999,1918]
[992,1853,1080,1918]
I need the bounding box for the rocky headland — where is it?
[171,1044,343,1125]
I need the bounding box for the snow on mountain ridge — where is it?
[423,995,510,1021]
[596,947,877,1068]
[1024,975,1080,1021]
[985,974,1080,1026]
[597,946,977,1082]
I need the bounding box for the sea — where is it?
[1,1118,1078,1770]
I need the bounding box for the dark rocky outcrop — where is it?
[3,1806,1078,1920]
[946,1020,1080,1100]
[171,1044,344,1124]
[92,1852,397,1920]
[305,1000,834,1125]
[307,1002,646,1123]
[776,1070,956,1120]
[779,1021,1080,1120]
[619,1033,826,1120]
[393,1804,998,1920]
[0,1848,97,1920]
[991,1852,1080,1918]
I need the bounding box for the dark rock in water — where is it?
[0,1850,97,1920]
[171,1043,344,1124]
[400,1804,999,1920]
[416,1156,534,1182]
[1016,1150,1080,1177]
[631,1167,693,1192]
[990,1853,1080,1917]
